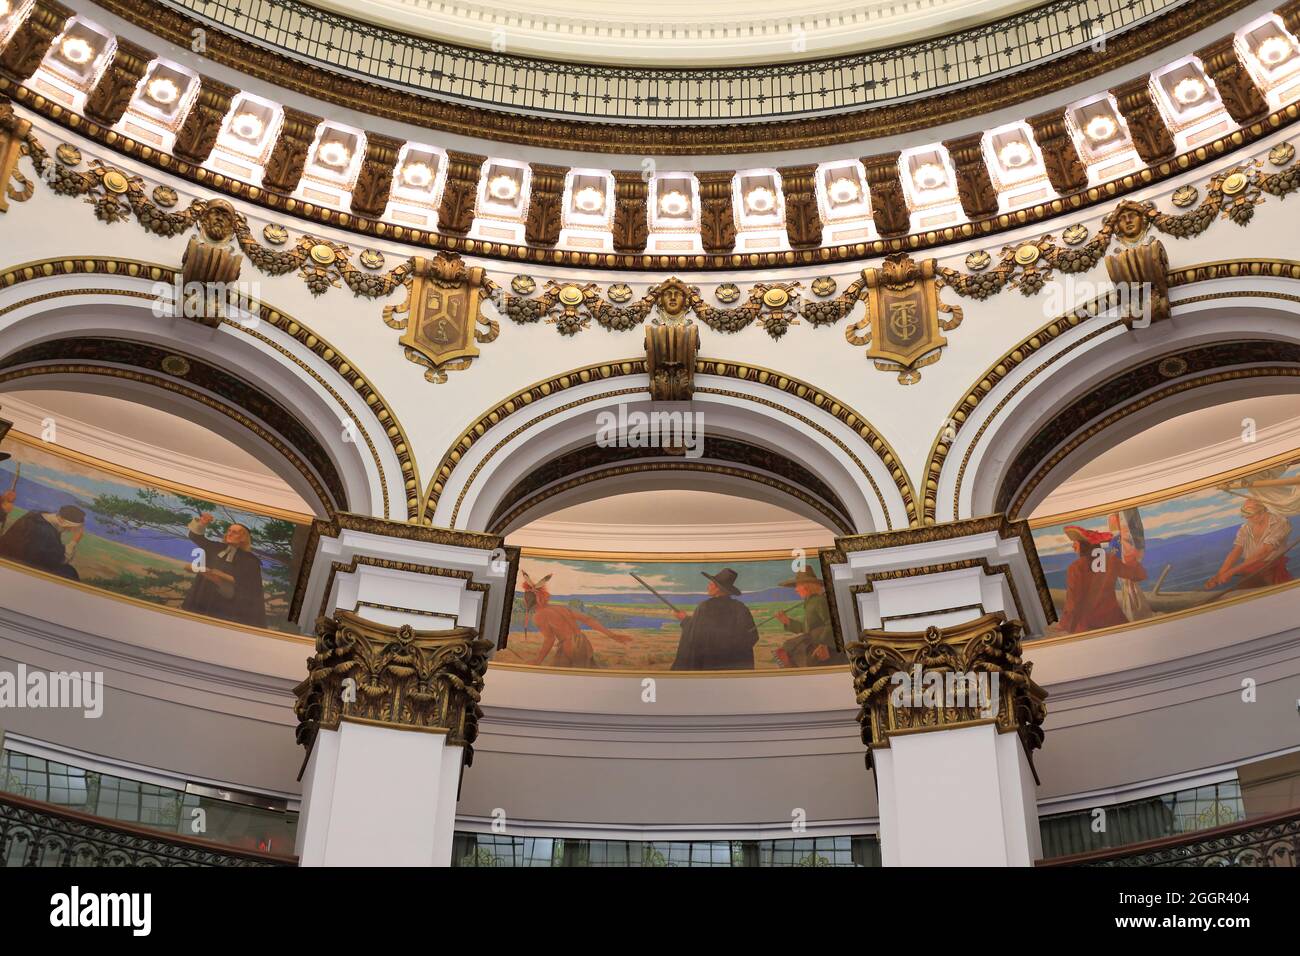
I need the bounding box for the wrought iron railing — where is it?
[165,0,1185,122]
[0,791,297,867]
[1040,807,1300,867]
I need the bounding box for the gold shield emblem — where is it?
[846,253,963,384]
[383,253,499,383]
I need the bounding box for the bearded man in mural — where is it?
[0,504,85,581]
[183,513,268,628]
[671,568,760,670]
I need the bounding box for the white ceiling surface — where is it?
[1032,394,1300,519]
[0,390,313,514]
[507,489,836,551]
[309,0,1042,65]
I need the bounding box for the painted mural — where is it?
[1034,456,1300,637]
[0,437,309,632]
[498,552,844,671]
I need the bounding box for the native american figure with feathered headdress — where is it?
[521,571,633,668]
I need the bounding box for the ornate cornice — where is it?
[846,612,1047,770]
[1110,76,1178,166]
[293,610,493,764]
[349,132,404,220]
[81,0,1255,154]
[0,0,70,83]
[1197,36,1270,126]
[776,164,822,250]
[4,86,1297,271]
[1027,109,1090,196]
[944,132,999,221]
[260,106,320,195]
[82,37,153,129]
[523,162,567,248]
[171,77,237,166]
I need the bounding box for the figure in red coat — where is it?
[1054,524,1148,634]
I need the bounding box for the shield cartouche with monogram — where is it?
[845,253,963,384]
[383,253,499,383]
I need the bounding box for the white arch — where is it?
[0,276,405,519]
[429,368,914,534]
[937,274,1300,523]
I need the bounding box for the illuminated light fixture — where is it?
[488,173,520,202]
[0,1,12,17]
[745,185,776,213]
[1085,114,1118,142]
[573,185,604,213]
[1172,76,1207,106]
[146,77,180,106]
[828,176,860,205]
[658,189,689,216]
[400,161,433,189]
[998,140,1032,169]
[316,140,351,169]
[60,36,95,65]
[913,162,946,190]
[231,112,264,141]
[1257,35,1292,67]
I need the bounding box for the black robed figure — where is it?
[671,568,759,670]
[182,513,268,628]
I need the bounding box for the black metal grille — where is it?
[166,0,1185,122]
[0,792,292,867]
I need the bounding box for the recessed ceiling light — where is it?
[1172,76,1207,106]
[745,185,776,213]
[231,112,265,141]
[658,189,689,216]
[1085,114,1118,142]
[401,161,433,189]
[317,140,351,169]
[1257,35,1292,67]
[488,173,520,202]
[828,176,860,205]
[999,141,1032,169]
[146,76,180,106]
[914,162,946,190]
[0,1,13,18]
[573,185,604,213]
[60,36,95,65]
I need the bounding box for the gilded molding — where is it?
[349,131,403,219]
[293,610,493,764]
[862,152,909,238]
[5,88,1298,271]
[1197,36,1269,126]
[611,169,648,254]
[1027,109,1090,196]
[846,612,1047,770]
[83,0,1256,155]
[382,252,499,382]
[775,164,822,249]
[696,170,736,254]
[82,38,153,129]
[645,318,699,401]
[260,106,320,194]
[0,0,70,83]
[437,150,483,237]
[178,234,242,327]
[0,99,31,213]
[171,76,237,165]
[0,259,420,520]
[524,162,567,248]
[1110,76,1177,166]
[423,359,916,528]
[943,132,999,221]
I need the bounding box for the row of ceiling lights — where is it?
[4,4,1300,249]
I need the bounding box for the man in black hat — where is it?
[671,567,759,670]
[0,503,85,580]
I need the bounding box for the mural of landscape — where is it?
[1033,456,1300,637]
[0,439,308,632]
[499,553,845,671]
